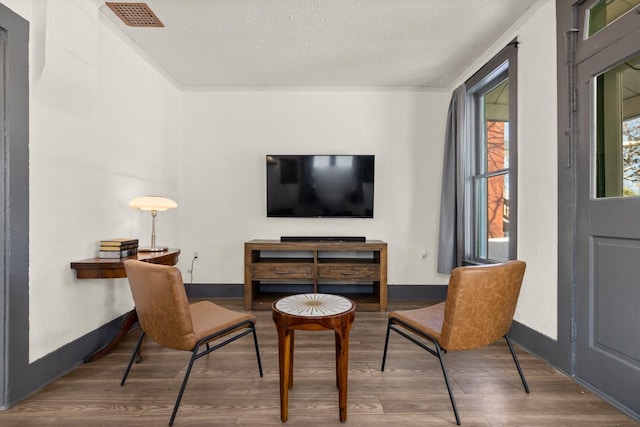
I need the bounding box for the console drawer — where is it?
[253,263,314,280]
[318,264,379,280]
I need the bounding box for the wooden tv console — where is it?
[244,239,387,311]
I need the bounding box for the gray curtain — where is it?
[437,85,465,274]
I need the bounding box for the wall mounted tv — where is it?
[266,154,375,218]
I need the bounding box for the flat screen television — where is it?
[266,154,375,218]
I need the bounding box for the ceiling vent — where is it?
[106,2,164,27]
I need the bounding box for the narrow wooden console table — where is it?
[70,249,180,362]
[244,240,387,311]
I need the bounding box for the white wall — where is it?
[12,0,182,361]
[514,0,558,339]
[179,89,451,286]
[451,0,559,339]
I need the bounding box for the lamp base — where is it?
[138,246,169,252]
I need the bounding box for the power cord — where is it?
[185,252,199,296]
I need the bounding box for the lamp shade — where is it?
[129,196,177,211]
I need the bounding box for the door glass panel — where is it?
[595,53,640,197]
[475,173,509,262]
[588,0,640,37]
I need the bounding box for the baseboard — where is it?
[185,283,244,298]
[508,320,640,422]
[388,284,448,300]
[6,312,129,407]
[184,283,448,301]
[509,320,561,369]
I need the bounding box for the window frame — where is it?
[463,42,518,264]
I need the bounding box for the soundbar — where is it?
[280,236,366,243]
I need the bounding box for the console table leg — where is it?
[84,309,138,363]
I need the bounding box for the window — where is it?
[464,42,518,263]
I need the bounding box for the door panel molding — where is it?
[590,237,640,365]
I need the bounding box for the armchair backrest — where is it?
[440,260,526,351]
[124,260,198,351]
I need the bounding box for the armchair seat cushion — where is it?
[190,301,256,343]
[388,303,445,344]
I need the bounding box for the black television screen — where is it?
[266,155,375,218]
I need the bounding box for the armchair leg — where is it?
[382,319,460,425]
[433,341,461,425]
[168,324,262,426]
[252,325,264,377]
[381,320,392,371]
[121,331,145,386]
[504,334,530,393]
[170,348,198,426]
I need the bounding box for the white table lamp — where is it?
[129,196,177,252]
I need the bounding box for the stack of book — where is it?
[98,238,139,259]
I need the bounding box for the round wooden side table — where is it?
[272,293,356,423]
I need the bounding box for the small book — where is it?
[98,247,139,259]
[99,242,138,251]
[99,238,139,247]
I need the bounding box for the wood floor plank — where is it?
[0,298,637,426]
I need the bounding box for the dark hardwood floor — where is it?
[0,299,637,426]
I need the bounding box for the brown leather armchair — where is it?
[121,260,263,426]
[381,260,529,425]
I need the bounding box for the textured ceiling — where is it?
[100,0,540,89]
